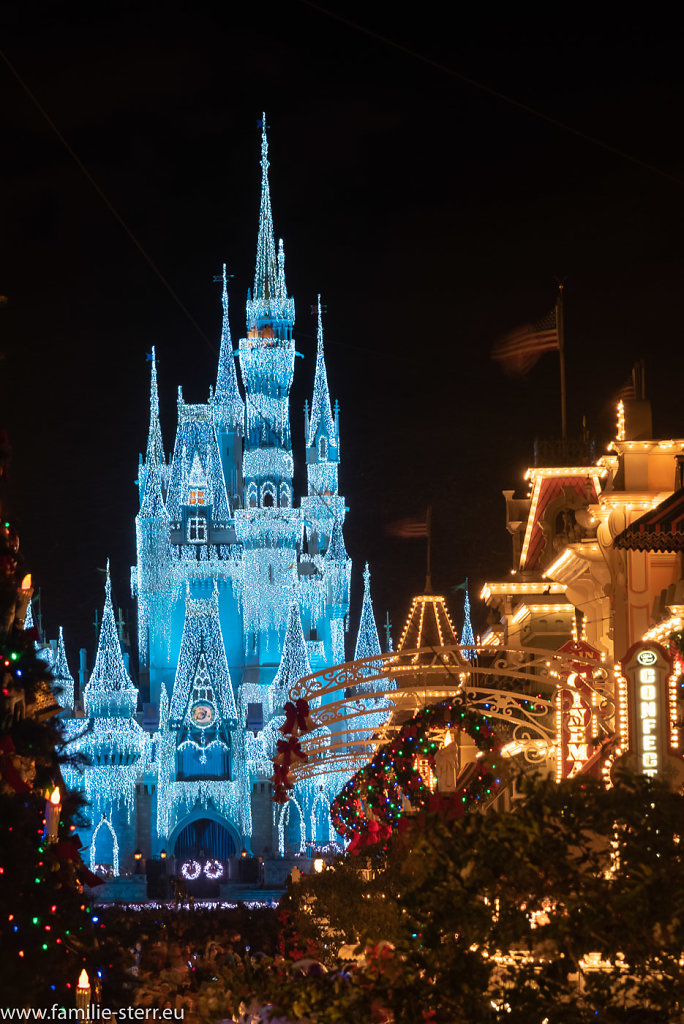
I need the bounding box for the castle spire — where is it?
[84,560,137,717]
[215,263,244,434]
[268,596,312,715]
[460,578,475,658]
[308,295,335,444]
[246,115,294,332]
[254,114,278,307]
[355,562,382,661]
[52,626,74,711]
[145,347,164,468]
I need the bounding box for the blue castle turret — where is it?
[61,116,391,876]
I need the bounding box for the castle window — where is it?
[319,437,327,460]
[247,483,258,508]
[261,482,276,508]
[188,516,207,543]
[280,483,291,507]
[263,491,274,508]
[189,489,205,506]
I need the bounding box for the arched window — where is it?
[280,483,291,508]
[247,483,258,508]
[262,482,276,508]
[319,437,327,460]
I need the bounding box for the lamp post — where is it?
[134,849,143,874]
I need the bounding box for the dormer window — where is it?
[188,516,207,543]
[189,489,205,506]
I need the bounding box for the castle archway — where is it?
[171,814,239,861]
[169,811,241,895]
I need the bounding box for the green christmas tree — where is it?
[0,429,101,1007]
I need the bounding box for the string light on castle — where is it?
[61,118,372,866]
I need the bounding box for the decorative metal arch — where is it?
[289,643,614,781]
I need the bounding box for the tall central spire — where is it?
[253,114,278,305]
[246,114,294,332]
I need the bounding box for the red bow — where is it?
[280,699,313,736]
[275,736,308,768]
[272,762,293,789]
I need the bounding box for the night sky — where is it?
[2,3,684,671]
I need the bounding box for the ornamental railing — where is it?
[288,643,614,782]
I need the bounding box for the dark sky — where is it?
[2,2,684,670]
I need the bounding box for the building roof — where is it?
[397,593,458,652]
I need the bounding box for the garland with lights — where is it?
[330,699,504,852]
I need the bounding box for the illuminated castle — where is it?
[61,121,388,875]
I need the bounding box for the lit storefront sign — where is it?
[559,681,592,777]
[556,640,602,782]
[620,643,673,778]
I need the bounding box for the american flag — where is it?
[387,515,429,539]
[492,305,559,376]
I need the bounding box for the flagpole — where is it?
[425,506,432,594]
[557,283,567,441]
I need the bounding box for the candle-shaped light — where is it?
[76,968,90,1018]
[16,573,33,629]
[45,786,61,842]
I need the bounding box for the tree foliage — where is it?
[275,771,684,1022]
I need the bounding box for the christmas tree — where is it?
[0,429,101,1007]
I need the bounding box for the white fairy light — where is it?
[67,114,362,870]
[89,815,120,876]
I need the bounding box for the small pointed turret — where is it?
[460,578,475,658]
[268,597,312,714]
[52,626,74,711]
[84,561,138,717]
[355,563,381,662]
[351,563,393,738]
[308,296,335,444]
[324,516,348,563]
[215,263,244,435]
